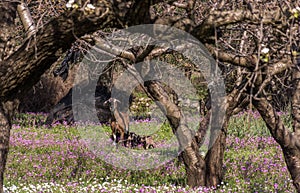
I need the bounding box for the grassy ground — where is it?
[4,112,296,192]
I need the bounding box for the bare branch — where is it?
[93,36,136,61]
[17,1,36,37]
[266,59,292,76]
[206,44,257,69]
[193,7,287,40]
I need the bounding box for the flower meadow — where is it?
[3,112,296,192]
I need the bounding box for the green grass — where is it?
[4,112,296,192]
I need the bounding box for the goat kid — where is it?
[125,132,141,148]
[140,136,155,149]
[125,133,156,149]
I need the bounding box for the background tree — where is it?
[0,0,299,192]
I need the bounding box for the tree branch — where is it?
[205,44,257,69]
[193,7,286,41]
[0,2,116,101]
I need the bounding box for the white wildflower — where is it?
[200,151,206,157]
[66,0,75,8]
[66,3,72,8]
[261,47,269,54]
[87,3,96,10]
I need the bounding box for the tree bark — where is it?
[205,126,227,186]
[0,103,14,193]
[292,54,300,148]
[0,2,18,61]
[253,53,300,191]
[254,97,300,192]
[0,3,18,192]
[0,114,9,193]
[144,80,207,187]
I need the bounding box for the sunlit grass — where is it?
[4,112,296,192]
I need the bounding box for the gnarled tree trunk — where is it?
[0,106,11,193]
[144,79,242,187]
[0,1,116,191]
[253,54,300,192]
[254,97,300,192]
[144,80,207,187]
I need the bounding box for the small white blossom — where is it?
[292,7,300,13]
[66,3,72,8]
[86,3,96,10]
[200,151,206,157]
[66,0,75,8]
[261,47,269,54]
[292,8,298,13]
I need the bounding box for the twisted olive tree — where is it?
[0,0,299,192]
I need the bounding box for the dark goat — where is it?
[125,132,156,149]
[125,132,141,148]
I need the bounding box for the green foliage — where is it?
[152,122,174,141]
[228,113,269,138]
[13,113,47,127]
[130,91,152,119]
[227,111,292,138]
